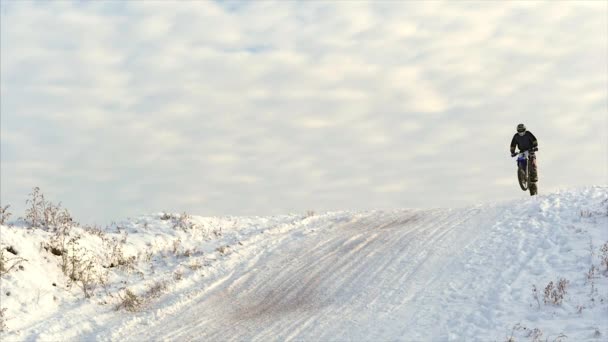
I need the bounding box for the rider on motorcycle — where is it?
[510,123,538,183]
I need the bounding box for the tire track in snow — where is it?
[118,207,488,341]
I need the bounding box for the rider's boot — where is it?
[529,183,538,196]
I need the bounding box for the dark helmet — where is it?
[517,123,526,133]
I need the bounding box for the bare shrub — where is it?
[586,264,597,283]
[24,187,73,230]
[84,224,105,238]
[531,284,540,309]
[172,239,181,255]
[0,205,11,225]
[47,222,76,274]
[173,269,183,281]
[116,289,143,312]
[182,248,195,258]
[49,235,68,267]
[506,323,523,342]
[600,241,608,272]
[25,187,45,228]
[0,307,7,332]
[580,209,593,217]
[97,268,111,295]
[43,227,103,298]
[544,278,569,305]
[506,324,565,342]
[526,327,543,341]
[0,248,28,276]
[145,280,168,299]
[142,250,153,263]
[159,212,194,230]
[72,258,98,298]
[188,260,203,271]
[550,333,567,342]
[173,212,194,230]
[62,235,100,298]
[216,245,230,255]
[102,235,136,271]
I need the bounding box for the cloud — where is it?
[1,0,606,223]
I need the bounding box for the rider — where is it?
[510,123,539,186]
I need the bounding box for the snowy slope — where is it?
[1,187,607,341]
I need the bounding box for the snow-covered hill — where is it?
[1,187,607,341]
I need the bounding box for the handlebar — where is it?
[512,147,538,157]
[517,147,538,154]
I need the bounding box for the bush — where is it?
[544,278,569,305]
[24,187,74,230]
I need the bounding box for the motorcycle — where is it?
[513,147,538,196]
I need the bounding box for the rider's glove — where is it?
[511,152,516,157]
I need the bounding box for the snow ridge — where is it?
[1,186,607,341]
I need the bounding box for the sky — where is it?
[1,0,607,225]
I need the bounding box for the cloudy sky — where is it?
[1,0,606,224]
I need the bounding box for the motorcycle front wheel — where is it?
[518,168,528,191]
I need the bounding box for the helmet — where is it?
[517,123,526,134]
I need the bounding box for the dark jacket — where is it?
[510,131,538,153]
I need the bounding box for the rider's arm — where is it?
[528,131,538,147]
[510,134,517,154]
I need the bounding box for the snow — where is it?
[1,186,607,341]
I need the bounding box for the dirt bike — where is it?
[513,147,538,196]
